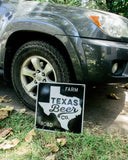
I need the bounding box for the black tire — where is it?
[11,41,70,110]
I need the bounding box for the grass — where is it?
[0,110,128,160]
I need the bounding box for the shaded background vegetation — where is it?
[34,0,128,18]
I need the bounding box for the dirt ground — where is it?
[0,76,128,135]
[85,84,128,135]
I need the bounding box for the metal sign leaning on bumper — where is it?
[35,82,85,133]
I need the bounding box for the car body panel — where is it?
[0,1,114,41]
[82,39,128,82]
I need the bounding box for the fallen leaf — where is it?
[0,110,8,120]
[0,106,14,120]
[46,144,59,153]
[3,106,14,112]
[19,109,26,114]
[0,128,12,138]
[25,129,36,143]
[0,137,6,143]
[7,131,13,137]
[16,145,31,156]
[57,138,67,147]
[0,106,14,112]
[124,83,128,89]
[0,96,12,103]
[0,138,20,150]
[45,154,56,160]
[0,132,13,143]
[107,93,120,100]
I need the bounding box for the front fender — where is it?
[4,8,80,37]
[0,16,77,63]
[55,35,87,82]
[2,16,87,82]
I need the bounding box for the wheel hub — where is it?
[34,71,45,82]
[21,56,57,99]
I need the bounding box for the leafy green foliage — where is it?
[34,0,128,18]
[106,0,128,18]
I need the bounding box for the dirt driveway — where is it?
[0,75,128,135]
[85,84,128,135]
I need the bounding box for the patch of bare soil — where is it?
[84,83,128,135]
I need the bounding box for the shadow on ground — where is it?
[85,84,128,134]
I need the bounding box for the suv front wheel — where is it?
[11,41,70,110]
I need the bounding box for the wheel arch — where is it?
[4,30,76,82]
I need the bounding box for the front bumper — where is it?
[82,39,128,83]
